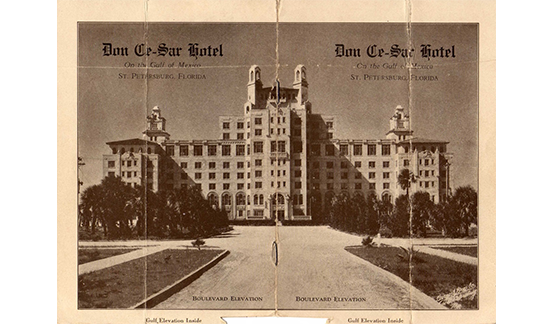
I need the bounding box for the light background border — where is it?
[51,0,555,323]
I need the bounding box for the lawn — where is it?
[431,246,478,258]
[346,245,477,309]
[78,248,138,265]
[78,249,224,309]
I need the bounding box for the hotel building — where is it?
[102,65,453,221]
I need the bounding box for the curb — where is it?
[131,249,230,309]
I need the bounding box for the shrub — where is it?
[362,236,375,247]
[379,227,393,238]
[192,238,205,250]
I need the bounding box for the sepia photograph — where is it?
[76,22,480,312]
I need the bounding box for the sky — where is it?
[78,23,478,192]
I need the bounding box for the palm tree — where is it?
[398,168,417,196]
[398,168,418,236]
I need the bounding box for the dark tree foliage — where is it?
[79,177,230,240]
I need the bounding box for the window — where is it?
[237,133,244,140]
[382,144,391,156]
[368,144,376,155]
[295,170,302,177]
[179,145,188,156]
[341,183,348,190]
[237,122,244,129]
[195,173,202,180]
[237,162,244,169]
[108,161,115,168]
[209,162,216,169]
[278,141,286,152]
[404,159,410,167]
[207,145,217,156]
[327,161,334,169]
[368,161,375,168]
[255,170,262,178]
[295,182,302,189]
[295,159,302,166]
[354,161,362,168]
[311,144,321,156]
[236,145,245,156]
[209,183,216,190]
[255,129,262,136]
[166,145,175,155]
[181,173,187,180]
[425,159,430,166]
[369,183,376,189]
[209,173,216,180]
[355,173,362,179]
[237,183,244,190]
[253,141,264,153]
[326,144,335,156]
[383,183,390,189]
[313,161,320,169]
[223,162,230,169]
[255,182,262,189]
[223,183,230,190]
[194,145,203,156]
[354,144,362,156]
[355,183,362,190]
[327,172,334,180]
[293,141,303,153]
[341,172,348,179]
[312,171,320,179]
[222,194,231,206]
[340,144,348,155]
[255,118,262,125]
[223,173,230,179]
[108,171,115,177]
[425,170,429,177]
[326,121,334,129]
[195,162,202,169]
[219,145,230,156]
[327,183,334,190]
[222,133,230,140]
[369,172,376,179]
[222,122,230,129]
[237,172,244,179]
[341,161,348,169]
[383,161,390,168]
[127,160,132,167]
[255,159,262,166]
[383,172,390,179]
[282,117,286,123]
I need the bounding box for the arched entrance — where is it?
[270,193,286,221]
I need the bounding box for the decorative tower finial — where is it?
[143,106,170,143]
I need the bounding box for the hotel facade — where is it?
[102,65,453,221]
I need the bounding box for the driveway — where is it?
[155,226,443,310]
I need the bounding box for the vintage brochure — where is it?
[58,1,495,323]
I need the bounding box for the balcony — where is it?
[270,152,289,160]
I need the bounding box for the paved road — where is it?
[155,226,444,310]
[155,226,277,309]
